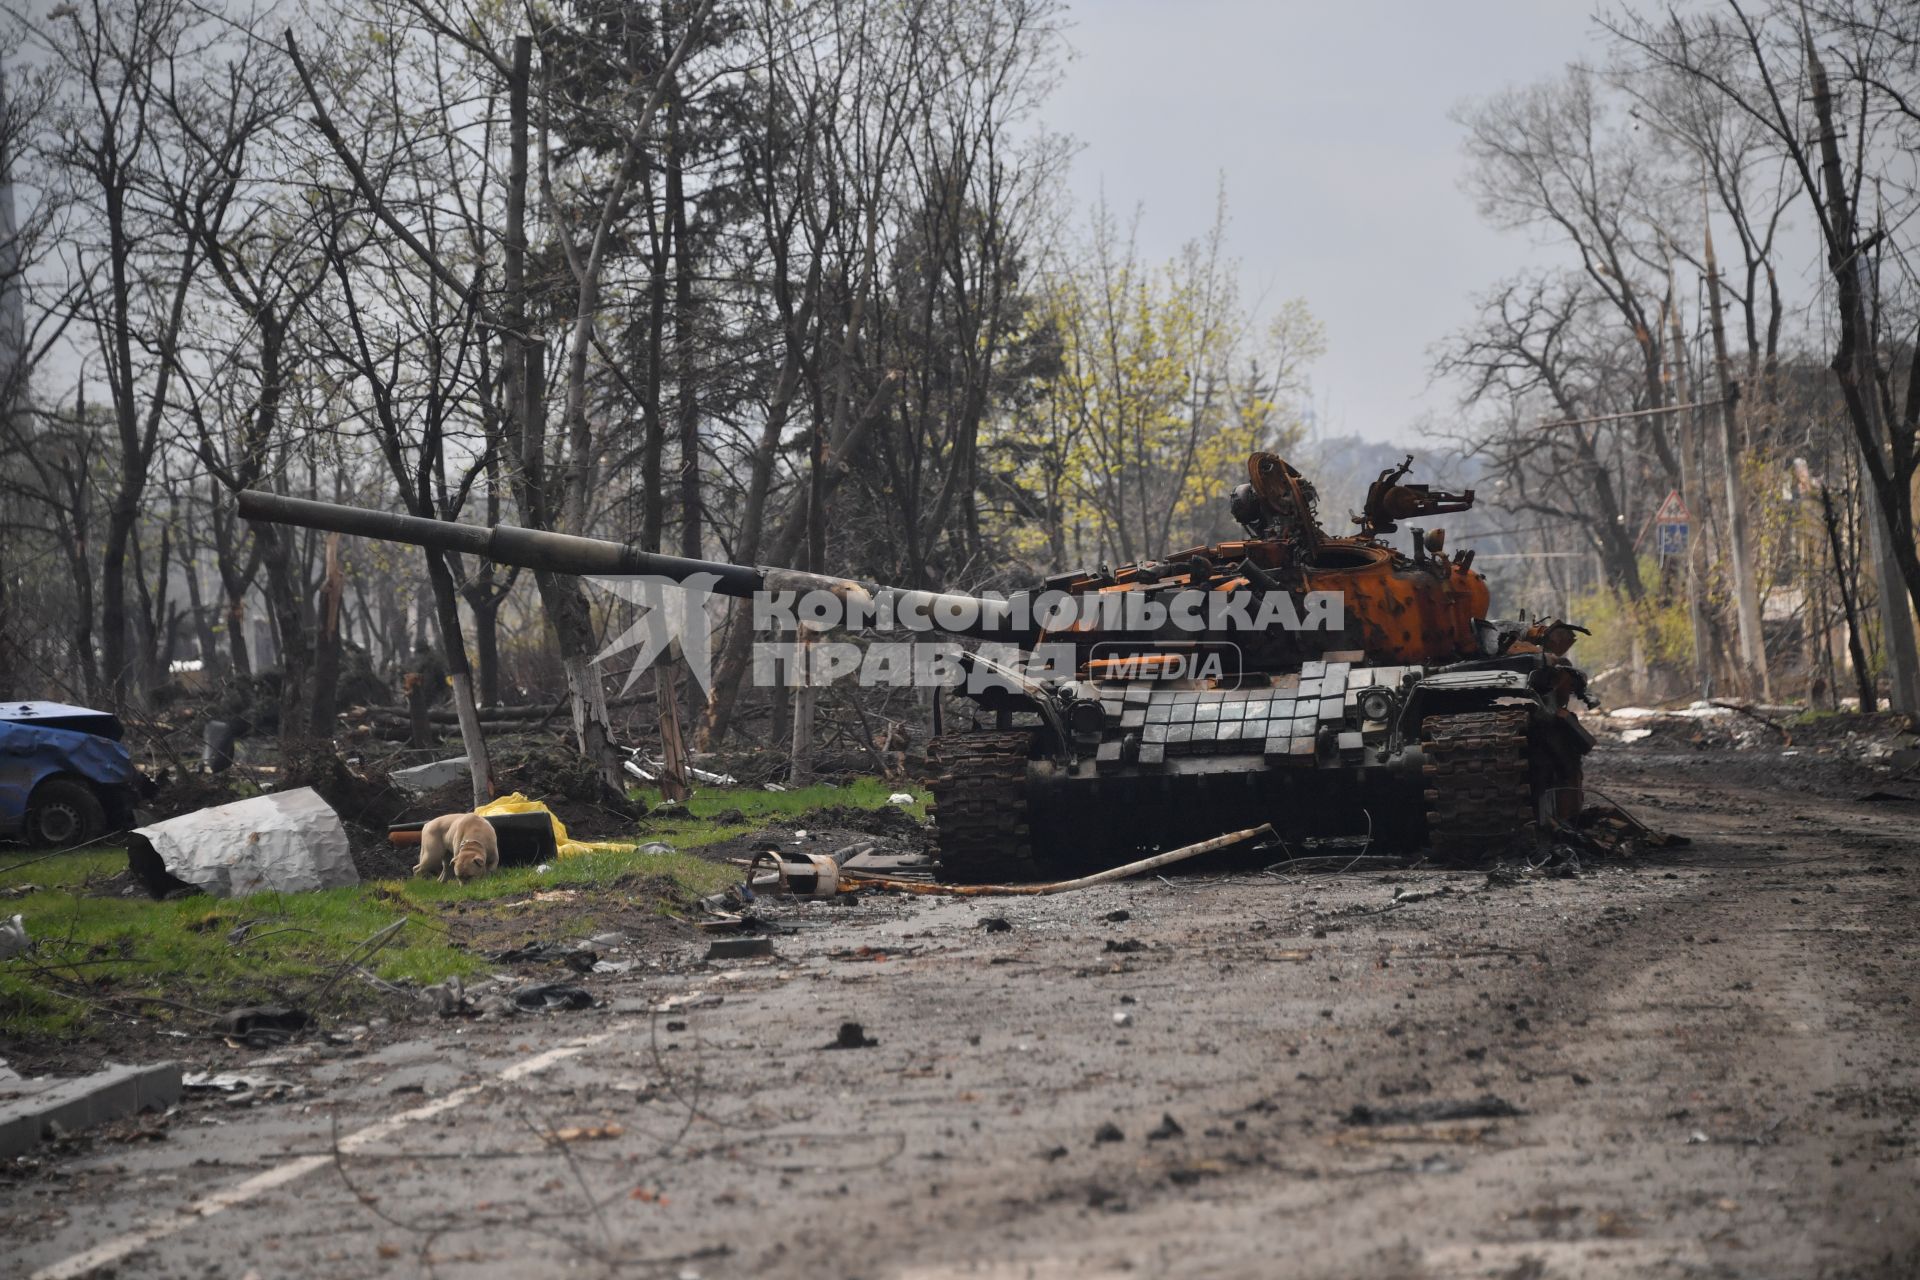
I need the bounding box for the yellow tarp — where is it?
[475,792,635,859]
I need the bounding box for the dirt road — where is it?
[6,744,1917,1279]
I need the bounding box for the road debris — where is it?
[215,1006,311,1047]
[182,1072,300,1104]
[545,1122,625,1144]
[511,983,594,1012]
[825,1021,877,1049]
[1343,1095,1523,1126]
[0,912,26,959]
[1093,1121,1124,1143]
[1147,1113,1185,1141]
[706,936,775,962]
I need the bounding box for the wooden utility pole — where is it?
[1702,217,1771,700]
[1665,276,1712,698]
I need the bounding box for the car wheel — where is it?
[27,778,109,848]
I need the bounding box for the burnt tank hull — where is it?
[929,652,1592,879]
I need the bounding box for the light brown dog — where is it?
[414,813,500,883]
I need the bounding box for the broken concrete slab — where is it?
[0,1062,182,1158]
[390,755,471,793]
[128,787,357,898]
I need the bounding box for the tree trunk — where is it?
[1703,221,1770,699]
[669,75,701,563]
[422,548,493,806]
[1807,42,1919,712]
[308,531,344,740]
[1819,484,1876,713]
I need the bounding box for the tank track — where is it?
[927,731,1040,882]
[1421,708,1533,860]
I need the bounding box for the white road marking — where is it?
[30,1029,616,1280]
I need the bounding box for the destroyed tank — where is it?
[237,453,1592,880]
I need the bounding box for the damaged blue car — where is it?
[0,702,147,846]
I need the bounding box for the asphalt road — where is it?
[6,746,1918,1279]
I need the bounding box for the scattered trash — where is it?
[1620,728,1653,744]
[828,944,918,962]
[1039,1145,1069,1161]
[1342,1095,1522,1127]
[545,1123,624,1144]
[535,863,552,874]
[1545,799,1691,859]
[1112,1011,1133,1027]
[748,849,838,899]
[130,788,357,899]
[824,1020,877,1050]
[215,1006,311,1047]
[0,913,26,960]
[1146,1113,1184,1141]
[491,940,573,965]
[763,782,788,792]
[706,936,774,962]
[390,756,471,794]
[979,917,1013,933]
[181,1072,298,1104]
[1092,1121,1124,1144]
[1105,939,1147,954]
[887,792,916,806]
[697,912,773,935]
[651,992,724,1014]
[1687,1130,1711,1145]
[421,977,466,1017]
[476,792,629,860]
[637,841,675,855]
[511,983,594,1012]
[1104,909,1131,923]
[592,959,638,975]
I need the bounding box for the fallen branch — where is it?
[840,824,1277,896]
[310,917,410,1007]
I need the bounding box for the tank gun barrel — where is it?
[234,489,1018,640]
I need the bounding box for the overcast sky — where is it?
[1048,0,1608,444]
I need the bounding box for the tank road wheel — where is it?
[1421,709,1531,861]
[927,731,1041,883]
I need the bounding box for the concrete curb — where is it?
[0,1062,182,1159]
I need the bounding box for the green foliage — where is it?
[0,778,928,1043]
[1567,561,1697,674]
[984,192,1324,566]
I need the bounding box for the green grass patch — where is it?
[0,777,926,1045]
[0,845,725,1044]
[627,777,929,854]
